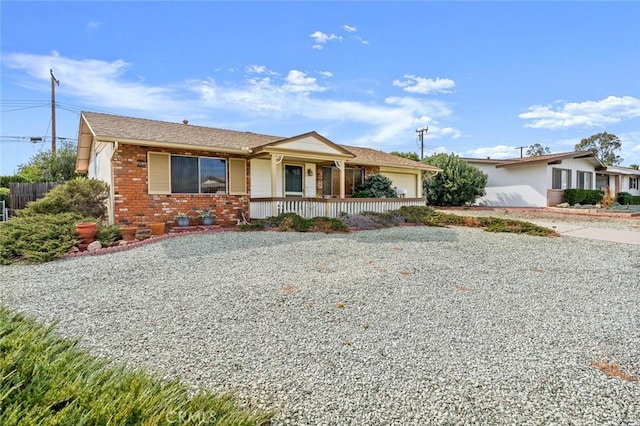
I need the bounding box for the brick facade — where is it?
[112,144,249,227]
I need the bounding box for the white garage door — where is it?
[380,172,417,197]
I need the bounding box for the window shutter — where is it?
[228,158,247,195]
[148,152,171,194]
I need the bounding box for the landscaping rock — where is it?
[87,241,102,251]
[556,202,570,208]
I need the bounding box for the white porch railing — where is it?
[249,197,427,219]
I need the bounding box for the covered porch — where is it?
[247,132,434,219]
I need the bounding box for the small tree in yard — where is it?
[423,153,487,206]
[352,173,397,198]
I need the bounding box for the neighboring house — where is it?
[596,165,640,197]
[75,112,440,226]
[463,152,605,207]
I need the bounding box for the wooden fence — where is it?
[9,182,63,211]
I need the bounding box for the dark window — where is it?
[552,168,571,190]
[171,155,227,194]
[322,167,364,196]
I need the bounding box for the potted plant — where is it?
[174,212,190,227]
[75,221,98,244]
[198,210,216,226]
[120,225,137,241]
[150,222,166,235]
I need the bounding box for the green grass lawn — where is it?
[0,306,271,425]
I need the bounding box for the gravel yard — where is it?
[1,225,639,424]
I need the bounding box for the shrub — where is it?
[338,213,385,230]
[96,224,122,247]
[0,174,28,187]
[262,213,314,232]
[617,192,640,205]
[423,154,488,206]
[478,217,557,236]
[353,173,397,198]
[20,177,109,220]
[563,189,604,205]
[310,217,348,233]
[0,187,9,209]
[0,307,272,425]
[0,213,85,264]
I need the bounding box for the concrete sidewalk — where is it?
[529,221,640,245]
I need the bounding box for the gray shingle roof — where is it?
[81,111,439,171]
[82,111,284,150]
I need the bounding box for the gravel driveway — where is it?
[1,225,639,424]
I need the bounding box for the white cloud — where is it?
[343,25,357,32]
[519,96,640,129]
[284,70,327,93]
[2,51,462,152]
[618,131,640,166]
[2,51,181,111]
[465,145,519,159]
[310,31,341,50]
[393,75,455,95]
[318,71,333,78]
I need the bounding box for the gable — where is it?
[273,135,347,156]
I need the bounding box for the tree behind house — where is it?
[526,143,550,157]
[390,151,420,161]
[16,139,79,182]
[574,132,623,165]
[423,153,487,206]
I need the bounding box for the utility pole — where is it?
[50,69,60,157]
[516,145,527,158]
[416,127,429,160]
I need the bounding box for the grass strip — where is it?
[0,306,271,425]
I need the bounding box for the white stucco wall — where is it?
[471,162,548,207]
[250,159,272,197]
[250,159,317,197]
[545,158,597,190]
[87,141,114,222]
[278,137,343,155]
[469,158,599,207]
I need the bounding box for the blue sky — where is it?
[2,1,639,174]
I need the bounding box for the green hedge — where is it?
[617,192,640,205]
[0,187,9,208]
[563,189,604,205]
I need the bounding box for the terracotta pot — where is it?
[120,226,137,241]
[150,222,165,235]
[76,222,98,244]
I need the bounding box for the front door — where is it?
[284,165,303,197]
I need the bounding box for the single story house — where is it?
[463,152,605,207]
[596,165,640,197]
[75,112,440,226]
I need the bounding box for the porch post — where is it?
[416,172,423,198]
[338,161,345,198]
[271,154,280,216]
